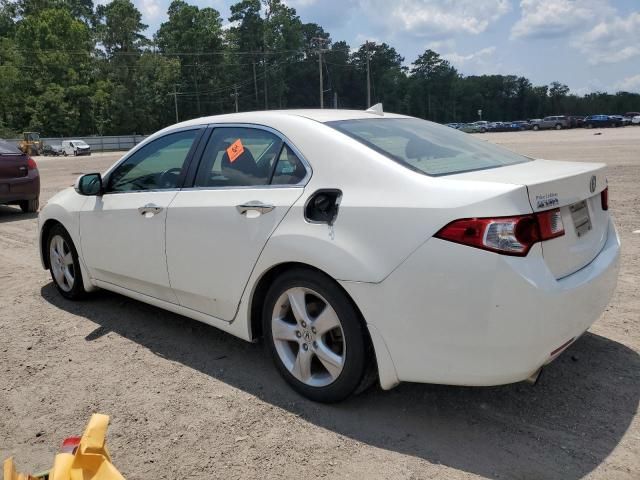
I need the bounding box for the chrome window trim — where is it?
[182,122,313,191]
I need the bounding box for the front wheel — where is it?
[263,269,371,402]
[47,225,86,300]
[555,124,562,130]
[533,125,539,131]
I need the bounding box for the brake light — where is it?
[27,157,38,170]
[435,208,565,256]
[601,187,608,211]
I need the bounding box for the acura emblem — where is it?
[590,175,596,193]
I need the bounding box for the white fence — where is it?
[6,135,149,152]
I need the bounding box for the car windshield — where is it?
[75,141,88,146]
[326,117,530,176]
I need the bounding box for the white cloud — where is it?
[576,12,640,65]
[138,0,162,21]
[511,0,607,39]
[361,0,511,38]
[615,74,640,93]
[440,46,502,75]
[443,46,496,66]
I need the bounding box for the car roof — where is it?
[170,109,410,130]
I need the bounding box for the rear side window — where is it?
[194,127,307,187]
[272,145,307,185]
[195,128,282,187]
[327,118,529,176]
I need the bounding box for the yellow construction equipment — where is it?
[18,132,42,156]
[3,414,125,480]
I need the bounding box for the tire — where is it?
[19,197,39,213]
[47,224,86,300]
[63,151,67,156]
[262,268,371,402]
[533,125,539,131]
[74,149,78,156]
[586,123,593,129]
[555,124,562,130]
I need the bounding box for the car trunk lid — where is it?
[0,141,29,179]
[451,159,609,278]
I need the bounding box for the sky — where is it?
[129,0,640,94]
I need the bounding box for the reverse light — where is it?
[601,187,609,211]
[435,208,565,257]
[27,156,38,170]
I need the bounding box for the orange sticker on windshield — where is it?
[227,139,244,163]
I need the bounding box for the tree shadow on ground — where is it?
[42,284,639,480]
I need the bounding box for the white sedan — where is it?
[38,109,620,402]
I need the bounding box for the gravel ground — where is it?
[1,127,638,479]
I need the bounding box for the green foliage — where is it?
[0,0,638,137]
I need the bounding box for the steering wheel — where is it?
[158,168,182,188]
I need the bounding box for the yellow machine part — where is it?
[3,414,125,480]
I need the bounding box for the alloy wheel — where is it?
[49,234,75,292]
[271,287,346,388]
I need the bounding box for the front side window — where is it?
[195,127,283,187]
[107,129,199,192]
[327,118,529,176]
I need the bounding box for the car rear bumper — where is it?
[341,218,620,388]
[0,172,40,204]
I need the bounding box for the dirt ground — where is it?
[1,127,638,479]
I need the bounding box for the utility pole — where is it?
[172,85,179,123]
[365,41,371,108]
[252,61,258,105]
[232,85,239,113]
[194,61,201,115]
[312,37,329,108]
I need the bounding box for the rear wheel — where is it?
[533,125,539,131]
[263,269,371,402]
[19,197,39,213]
[555,124,562,130]
[47,225,86,300]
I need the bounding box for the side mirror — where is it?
[75,173,103,196]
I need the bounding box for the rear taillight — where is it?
[27,157,37,170]
[435,208,565,257]
[601,187,608,211]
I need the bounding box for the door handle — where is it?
[236,201,275,215]
[138,204,163,216]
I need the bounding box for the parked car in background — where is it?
[445,123,462,129]
[43,144,63,156]
[459,123,481,133]
[0,139,40,212]
[531,116,570,130]
[612,115,631,126]
[62,140,91,156]
[38,109,620,402]
[568,116,585,128]
[468,120,489,133]
[487,122,505,132]
[583,115,623,128]
[632,115,640,125]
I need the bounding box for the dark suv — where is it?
[0,139,40,212]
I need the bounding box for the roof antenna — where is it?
[366,103,384,116]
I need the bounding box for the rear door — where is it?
[166,126,309,321]
[80,127,204,302]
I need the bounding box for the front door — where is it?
[166,126,309,320]
[80,128,202,302]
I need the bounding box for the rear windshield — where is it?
[327,118,529,176]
